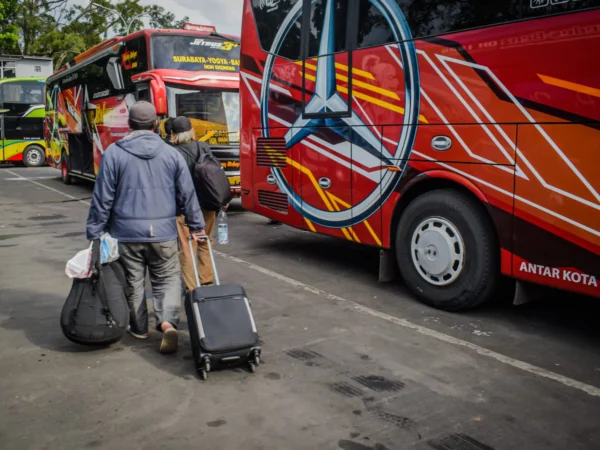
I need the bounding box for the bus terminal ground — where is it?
[1,166,599,450]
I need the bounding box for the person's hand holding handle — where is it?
[191,229,207,244]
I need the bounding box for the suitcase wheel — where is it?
[248,362,256,374]
[199,369,208,380]
[203,356,211,373]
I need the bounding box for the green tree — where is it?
[0,0,20,54]
[2,0,189,69]
[146,5,189,30]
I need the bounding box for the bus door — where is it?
[296,0,362,236]
[66,91,93,176]
[0,113,4,161]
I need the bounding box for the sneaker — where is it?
[127,325,149,339]
[201,281,215,287]
[160,328,179,354]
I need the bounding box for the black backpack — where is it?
[60,243,129,346]
[181,142,233,211]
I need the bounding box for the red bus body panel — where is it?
[240,3,600,298]
[45,28,241,190]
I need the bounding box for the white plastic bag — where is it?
[65,243,93,279]
[100,233,119,263]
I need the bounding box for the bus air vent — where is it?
[258,190,288,214]
[256,137,287,168]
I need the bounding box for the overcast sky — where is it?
[70,0,244,36]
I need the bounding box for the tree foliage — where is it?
[0,0,21,54]
[1,0,190,69]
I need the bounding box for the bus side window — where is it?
[251,0,302,58]
[356,0,395,49]
[376,0,521,40]
[305,0,350,57]
[521,0,597,19]
[106,57,125,91]
[136,87,151,102]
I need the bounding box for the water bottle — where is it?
[217,209,228,244]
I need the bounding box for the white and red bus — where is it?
[45,24,241,194]
[239,0,600,310]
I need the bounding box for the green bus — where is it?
[0,77,47,167]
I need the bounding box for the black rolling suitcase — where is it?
[184,236,261,380]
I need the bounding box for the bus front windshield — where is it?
[152,35,240,73]
[167,87,240,145]
[0,81,44,106]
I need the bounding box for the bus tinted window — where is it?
[0,81,44,104]
[152,35,240,72]
[523,0,600,19]
[123,36,149,91]
[350,0,525,50]
[357,0,395,48]
[278,18,302,60]
[251,0,302,55]
[401,0,521,39]
[306,0,350,57]
[84,57,120,99]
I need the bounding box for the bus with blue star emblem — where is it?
[239,0,600,310]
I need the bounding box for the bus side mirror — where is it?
[149,79,167,116]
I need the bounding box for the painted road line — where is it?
[12,169,600,397]
[5,169,92,206]
[215,250,600,398]
[5,176,60,181]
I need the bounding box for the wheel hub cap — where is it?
[28,150,41,164]
[411,217,465,286]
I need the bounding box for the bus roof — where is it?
[57,28,240,74]
[0,77,46,84]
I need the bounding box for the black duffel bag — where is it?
[60,240,129,346]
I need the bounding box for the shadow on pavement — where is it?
[247,231,600,352]
[0,287,200,379]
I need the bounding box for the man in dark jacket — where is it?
[169,116,222,289]
[86,101,206,354]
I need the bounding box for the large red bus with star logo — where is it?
[239,0,600,310]
[45,25,242,194]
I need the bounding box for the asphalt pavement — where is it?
[1,165,599,450]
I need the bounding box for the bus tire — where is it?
[23,145,46,168]
[61,153,73,185]
[395,189,499,311]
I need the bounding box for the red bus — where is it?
[239,0,600,310]
[45,25,241,194]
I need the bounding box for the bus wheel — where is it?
[61,154,73,185]
[23,145,46,168]
[395,189,499,311]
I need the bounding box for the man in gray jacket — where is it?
[86,101,206,354]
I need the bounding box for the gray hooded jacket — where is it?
[86,131,205,242]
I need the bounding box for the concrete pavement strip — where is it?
[8,167,600,398]
[1,167,600,450]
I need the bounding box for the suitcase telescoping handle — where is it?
[188,235,221,286]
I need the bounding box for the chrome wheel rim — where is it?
[411,217,465,286]
[27,149,42,165]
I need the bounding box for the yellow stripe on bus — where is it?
[300,71,428,123]
[539,74,600,98]
[264,146,382,245]
[295,60,375,81]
